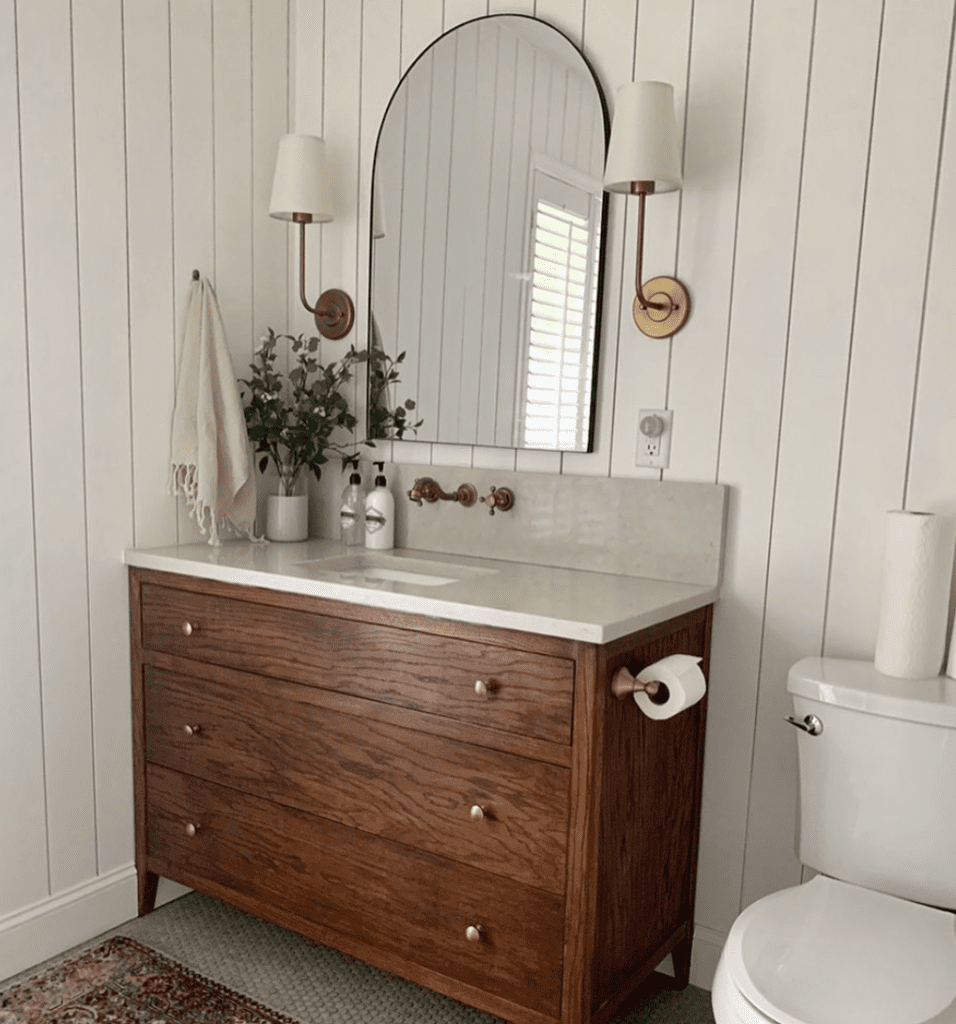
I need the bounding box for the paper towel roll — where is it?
[633,654,706,720]
[874,510,956,680]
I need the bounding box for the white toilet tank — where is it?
[788,657,956,911]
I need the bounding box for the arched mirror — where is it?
[368,15,609,451]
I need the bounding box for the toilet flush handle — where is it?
[784,714,823,736]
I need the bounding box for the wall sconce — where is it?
[269,133,354,339]
[603,81,690,339]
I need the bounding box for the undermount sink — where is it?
[294,552,498,589]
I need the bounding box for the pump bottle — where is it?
[364,461,395,550]
[339,458,366,547]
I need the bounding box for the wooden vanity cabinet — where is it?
[129,567,712,1024]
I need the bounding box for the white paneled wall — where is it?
[0,0,291,981]
[3,0,956,994]
[300,0,956,988]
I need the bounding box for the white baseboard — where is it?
[689,924,726,990]
[0,864,195,987]
[0,864,139,984]
[650,923,726,992]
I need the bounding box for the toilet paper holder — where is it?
[611,666,670,705]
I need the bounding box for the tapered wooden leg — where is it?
[138,870,158,916]
[671,933,693,989]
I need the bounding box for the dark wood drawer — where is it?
[146,764,565,1017]
[140,583,574,745]
[144,666,570,894]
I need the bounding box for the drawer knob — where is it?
[181,621,197,637]
[184,724,201,737]
[474,679,493,699]
[185,823,200,837]
[465,925,484,943]
[469,804,486,822]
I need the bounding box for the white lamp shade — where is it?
[603,81,682,194]
[269,133,332,221]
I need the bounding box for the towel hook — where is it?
[191,269,200,281]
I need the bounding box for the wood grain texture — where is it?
[147,764,565,1016]
[590,605,711,1019]
[131,568,711,1023]
[140,582,575,744]
[145,665,570,893]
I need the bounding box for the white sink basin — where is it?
[295,552,498,589]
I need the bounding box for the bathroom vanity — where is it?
[127,533,717,1024]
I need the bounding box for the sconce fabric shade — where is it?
[603,81,682,194]
[269,133,332,222]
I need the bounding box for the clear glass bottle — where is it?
[339,459,366,547]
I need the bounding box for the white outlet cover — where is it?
[635,409,673,469]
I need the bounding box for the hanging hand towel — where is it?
[169,274,260,545]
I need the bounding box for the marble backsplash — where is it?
[316,463,726,588]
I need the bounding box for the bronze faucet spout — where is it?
[407,478,477,507]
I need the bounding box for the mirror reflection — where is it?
[368,15,608,451]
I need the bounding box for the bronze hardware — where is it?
[407,477,477,507]
[293,214,354,339]
[611,665,670,704]
[480,486,515,515]
[185,823,200,837]
[181,621,197,637]
[630,182,690,339]
[470,804,487,821]
[183,724,201,737]
[465,925,484,943]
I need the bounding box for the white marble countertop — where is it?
[125,539,718,644]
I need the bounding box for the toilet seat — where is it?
[720,875,956,1024]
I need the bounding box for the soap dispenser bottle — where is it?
[364,461,394,550]
[339,458,366,547]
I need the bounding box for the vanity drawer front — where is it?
[144,667,570,894]
[147,764,565,1017]
[141,583,574,744]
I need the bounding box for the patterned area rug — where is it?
[0,936,300,1024]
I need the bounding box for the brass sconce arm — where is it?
[629,182,690,337]
[294,215,354,340]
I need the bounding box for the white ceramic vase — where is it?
[266,494,308,542]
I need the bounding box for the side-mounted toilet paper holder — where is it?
[612,666,670,705]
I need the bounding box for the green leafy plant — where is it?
[239,329,420,496]
[367,346,423,441]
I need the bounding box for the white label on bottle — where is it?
[340,506,358,526]
[365,510,386,533]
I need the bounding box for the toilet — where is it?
[712,656,956,1024]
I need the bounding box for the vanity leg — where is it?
[671,933,693,990]
[138,870,158,916]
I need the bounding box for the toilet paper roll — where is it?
[633,654,706,721]
[874,510,956,680]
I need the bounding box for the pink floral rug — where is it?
[0,937,300,1024]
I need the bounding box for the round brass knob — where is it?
[185,823,199,837]
[181,621,195,637]
[465,925,483,943]
[184,724,201,737]
[470,804,486,821]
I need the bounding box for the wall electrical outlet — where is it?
[635,409,673,469]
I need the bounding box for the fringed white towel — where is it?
[169,274,260,545]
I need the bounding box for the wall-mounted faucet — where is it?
[407,477,477,507]
[480,486,515,516]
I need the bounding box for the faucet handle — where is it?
[480,486,515,515]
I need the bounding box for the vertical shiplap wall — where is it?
[0,0,291,977]
[303,0,956,985]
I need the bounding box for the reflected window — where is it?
[519,168,601,450]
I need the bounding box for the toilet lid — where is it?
[725,875,956,1024]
